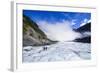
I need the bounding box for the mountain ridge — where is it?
[23,15,57,46]
[74,22,91,43]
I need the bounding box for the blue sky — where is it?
[23,10,91,29]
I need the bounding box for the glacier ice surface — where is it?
[22,41,91,62]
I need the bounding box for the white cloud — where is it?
[84,19,88,22]
[37,20,82,42]
[82,32,91,37]
[71,19,77,25]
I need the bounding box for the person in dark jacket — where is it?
[43,46,48,50]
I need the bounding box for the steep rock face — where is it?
[74,36,91,43]
[76,23,91,32]
[74,22,91,43]
[23,15,55,46]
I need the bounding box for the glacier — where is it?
[22,41,91,62]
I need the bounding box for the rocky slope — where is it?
[23,15,56,46]
[76,22,91,32]
[74,22,91,43]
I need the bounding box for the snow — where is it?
[22,41,91,62]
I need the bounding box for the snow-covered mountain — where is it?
[76,22,91,32]
[74,22,91,43]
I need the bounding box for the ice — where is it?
[22,41,91,62]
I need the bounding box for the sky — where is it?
[23,10,91,29]
[23,10,91,41]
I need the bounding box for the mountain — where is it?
[74,36,91,43]
[74,22,91,43]
[75,22,91,32]
[23,15,57,46]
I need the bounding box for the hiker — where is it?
[43,46,48,50]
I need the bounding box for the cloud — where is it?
[37,20,82,42]
[71,19,77,26]
[82,32,91,37]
